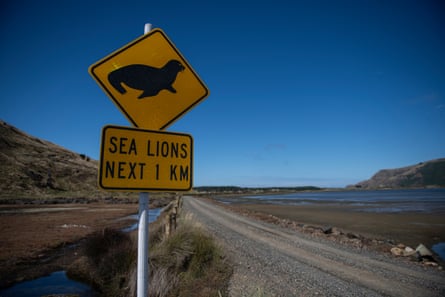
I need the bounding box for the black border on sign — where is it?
[89,29,209,130]
[99,125,193,191]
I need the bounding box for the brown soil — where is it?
[0,203,138,288]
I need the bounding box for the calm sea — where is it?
[228,188,445,213]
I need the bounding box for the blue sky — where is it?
[1,0,444,187]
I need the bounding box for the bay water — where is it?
[225,188,445,213]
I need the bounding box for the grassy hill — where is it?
[0,120,105,201]
[353,158,445,189]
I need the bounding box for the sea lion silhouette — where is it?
[108,59,185,99]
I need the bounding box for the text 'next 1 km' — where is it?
[99,125,193,191]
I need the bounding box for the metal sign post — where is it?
[98,124,193,295]
[137,22,151,297]
[90,21,209,297]
[137,192,149,297]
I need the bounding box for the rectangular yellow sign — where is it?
[99,125,193,191]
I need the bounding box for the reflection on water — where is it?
[0,271,97,297]
[121,207,162,232]
[219,189,445,213]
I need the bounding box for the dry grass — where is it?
[65,199,232,297]
[67,228,136,297]
[149,219,232,297]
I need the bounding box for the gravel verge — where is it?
[183,196,445,297]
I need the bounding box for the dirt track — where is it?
[183,196,445,297]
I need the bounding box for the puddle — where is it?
[0,270,97,297]
[121,207,162,232]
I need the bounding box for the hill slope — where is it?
[0,120,101,200]
[353,158,445,189]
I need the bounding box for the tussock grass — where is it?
[68,228,136,297]
[149,221,232,297]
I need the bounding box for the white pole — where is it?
[137,192,149,297]
[144,23,152,34]
[137,23,152,297]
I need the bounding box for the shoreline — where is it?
[210,188,445,250]
[204,194,445,265]
[234,203,445,250]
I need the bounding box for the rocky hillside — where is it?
[0,120,103,201]
[353,158,445,189]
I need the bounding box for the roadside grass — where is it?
[68,200,232,297]
[150,219,232,297]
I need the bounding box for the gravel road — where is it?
[182,196,445,297]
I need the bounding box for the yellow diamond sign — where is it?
[89,29,209,130]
